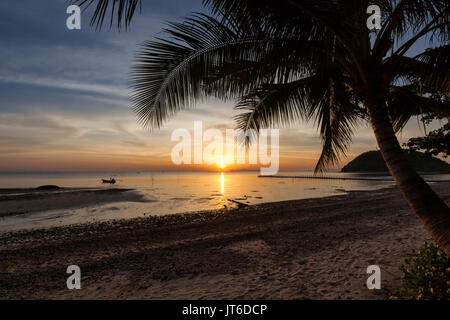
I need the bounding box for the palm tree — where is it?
[74,0,450,254]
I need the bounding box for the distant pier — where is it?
[258,175,450,183]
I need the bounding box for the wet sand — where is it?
[0,183,449,300]
[0,188,149,217]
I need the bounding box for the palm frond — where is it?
[233,77,318,133]
[385,45,450,94]
[387,86,450,132]
[204,0,370,83]
[130,14,266,129]
[232,65,360,172]
[374,0,449,58]
[414,45,450,92]
[313,78,360,173]
[71,0,141,30]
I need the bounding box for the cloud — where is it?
[0,74,129,99]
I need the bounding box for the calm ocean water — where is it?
[0,171,449,232]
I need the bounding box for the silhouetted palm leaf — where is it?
[71,0,141,30]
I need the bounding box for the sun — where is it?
[218,162,226,169]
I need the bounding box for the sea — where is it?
[0,171,449,232]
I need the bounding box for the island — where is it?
[341,150,450,173]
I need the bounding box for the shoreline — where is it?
[0,185,394,235]
[0,183,390,233]
[0,187,150,219]
[0,186,390,237]
[1,183,448,299]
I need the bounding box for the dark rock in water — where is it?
[341,150,450,173]
[36,185,61,190]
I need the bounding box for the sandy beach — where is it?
[0,183,449,300]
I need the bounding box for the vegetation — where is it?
[404,116,450,158]
[341,150,450,173]
[393,243,450,300]
[73,0,450,254]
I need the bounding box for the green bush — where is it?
[394,243,450,300]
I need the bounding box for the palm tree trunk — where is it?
[365,98,450,255]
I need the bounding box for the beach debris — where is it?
[227,199,249,208]
[36,185,60,190]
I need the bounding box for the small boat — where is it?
[101,178,116,184]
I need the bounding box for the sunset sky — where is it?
[0,1,444,172]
